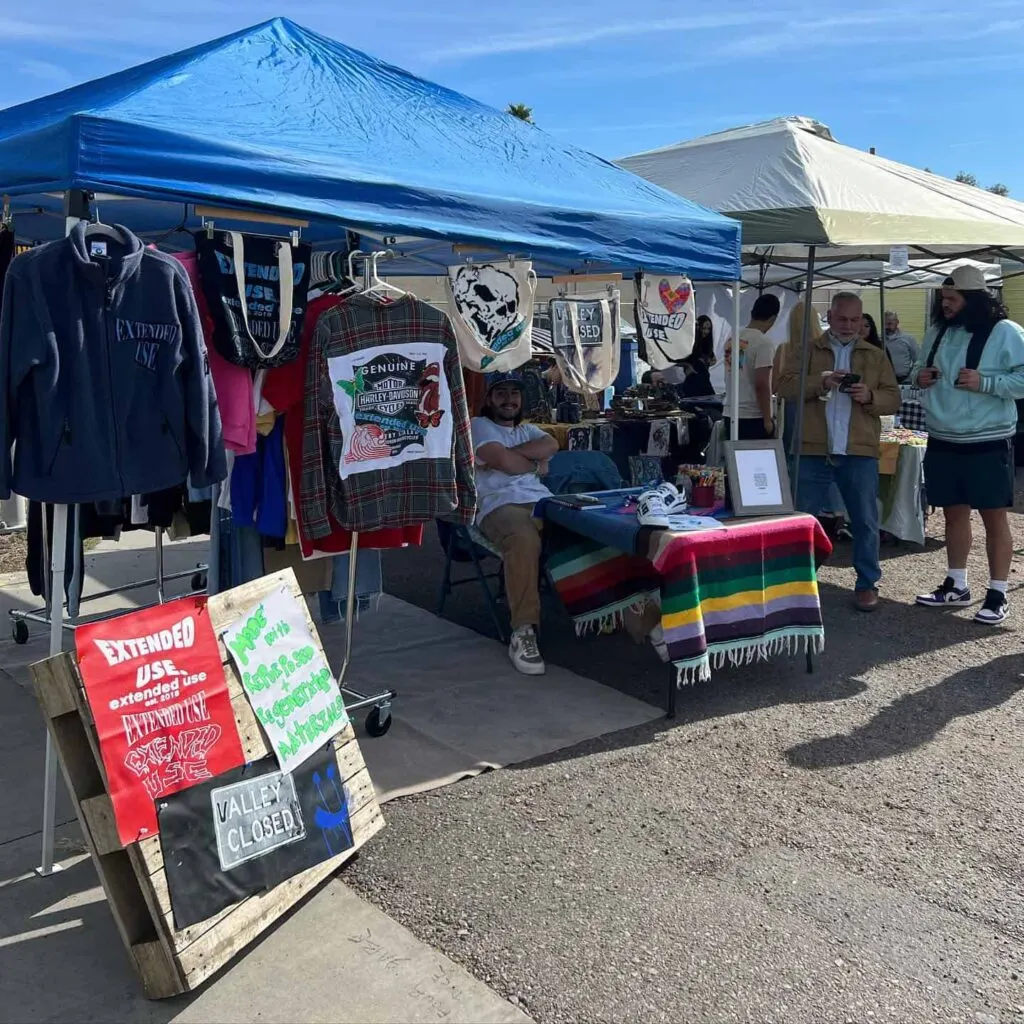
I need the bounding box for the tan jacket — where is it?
[776,333,901,457]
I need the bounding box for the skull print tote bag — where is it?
[446,261,537,372]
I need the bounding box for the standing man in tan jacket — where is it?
[777,293,901,611]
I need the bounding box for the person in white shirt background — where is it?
[724,293,781,440]
[471,372,559,676]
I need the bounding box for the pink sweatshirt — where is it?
[172,251,256,456]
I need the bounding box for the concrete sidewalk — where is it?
[0,536,528,1024]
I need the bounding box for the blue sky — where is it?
[2,0,1023,195]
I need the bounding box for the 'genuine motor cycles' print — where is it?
[329,343,453,479]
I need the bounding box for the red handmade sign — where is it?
[75,596,245,846]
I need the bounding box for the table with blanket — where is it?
[542,490,832,716]
[879,427,928,545]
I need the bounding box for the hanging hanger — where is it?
[1,195,11,231]
[362,249,405,302]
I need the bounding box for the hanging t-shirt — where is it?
[172,251,256,455]
[724,328,775,419]
[470,418,553,524]
[261,293,424,555]
[301,294,476,534]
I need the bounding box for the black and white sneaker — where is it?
[915,577,972,607]
[509,626,546,675]
[974,589,1008,625]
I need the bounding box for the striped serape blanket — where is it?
[545,528,660,634]
[651,514,832,685]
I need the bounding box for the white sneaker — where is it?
[509,626,545,675]
[637,487,688,527]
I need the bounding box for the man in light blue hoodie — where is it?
[913,265,1024,624]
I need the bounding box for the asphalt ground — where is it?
[346,484,1024,1023]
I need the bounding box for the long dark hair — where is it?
[690,315,715,365]
[930,288,1009,333]
[861,313,883,349]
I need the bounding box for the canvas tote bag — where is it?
[634,272,696,371]
[446,261,537,372]
[549,292,621,394]
[196,230,312,369]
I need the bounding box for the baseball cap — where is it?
[484,371,524,394]
[945,265,988,292]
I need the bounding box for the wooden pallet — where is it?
[29,568,385,999]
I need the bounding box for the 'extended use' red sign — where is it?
[75,596,245,846]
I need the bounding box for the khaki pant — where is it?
[478,503,543,629]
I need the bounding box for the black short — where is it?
[924,438,1015,510]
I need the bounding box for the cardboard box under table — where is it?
[29,569,384,999]
[542,491,832,716]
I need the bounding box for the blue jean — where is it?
[795,455,880,592]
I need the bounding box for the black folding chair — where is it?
[435,520,508,643]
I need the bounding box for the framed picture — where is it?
[723,440,794,517]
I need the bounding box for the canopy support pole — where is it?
[879,277,887,361]
[791,246,817,508]
[37,187,90,877]
[729,282,741,440]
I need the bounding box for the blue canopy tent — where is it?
[0,17,740,279]
[0,18,743,878]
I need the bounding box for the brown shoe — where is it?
[855,588,879,612]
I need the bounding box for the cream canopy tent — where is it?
[619,116,1024,260]
[620,116,1024,478]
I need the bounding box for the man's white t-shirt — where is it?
[471,417,553,524]
[724,328,776,419]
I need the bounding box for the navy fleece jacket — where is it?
[0,224,227,502]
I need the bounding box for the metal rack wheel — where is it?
[364,706,393,738]
[12,619,28,645]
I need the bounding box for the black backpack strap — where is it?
[965,320,996,370]
[925,324,949,368]
[926,320,997,371]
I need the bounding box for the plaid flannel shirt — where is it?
[300,294,476,535]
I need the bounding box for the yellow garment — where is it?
[255,409,277,436]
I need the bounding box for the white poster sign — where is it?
[735,448,784,507]
[889,246,909,273]
[328,342,453,480]
[223,585,349,774]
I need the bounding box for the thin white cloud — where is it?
[426,10,782,62]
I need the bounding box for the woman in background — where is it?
[677,316,717,397]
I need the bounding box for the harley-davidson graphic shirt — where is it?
[301,294,476,534]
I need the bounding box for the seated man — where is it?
[472,372,560,675]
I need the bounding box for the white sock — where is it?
[989,580,1008,595]
[948,568,968,590]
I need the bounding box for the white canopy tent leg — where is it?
[37,189,89,876]
[790,245,817,508]
[729,282,741,440]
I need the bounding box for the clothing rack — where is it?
[9,518,209,645]
[316,246,403,739]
